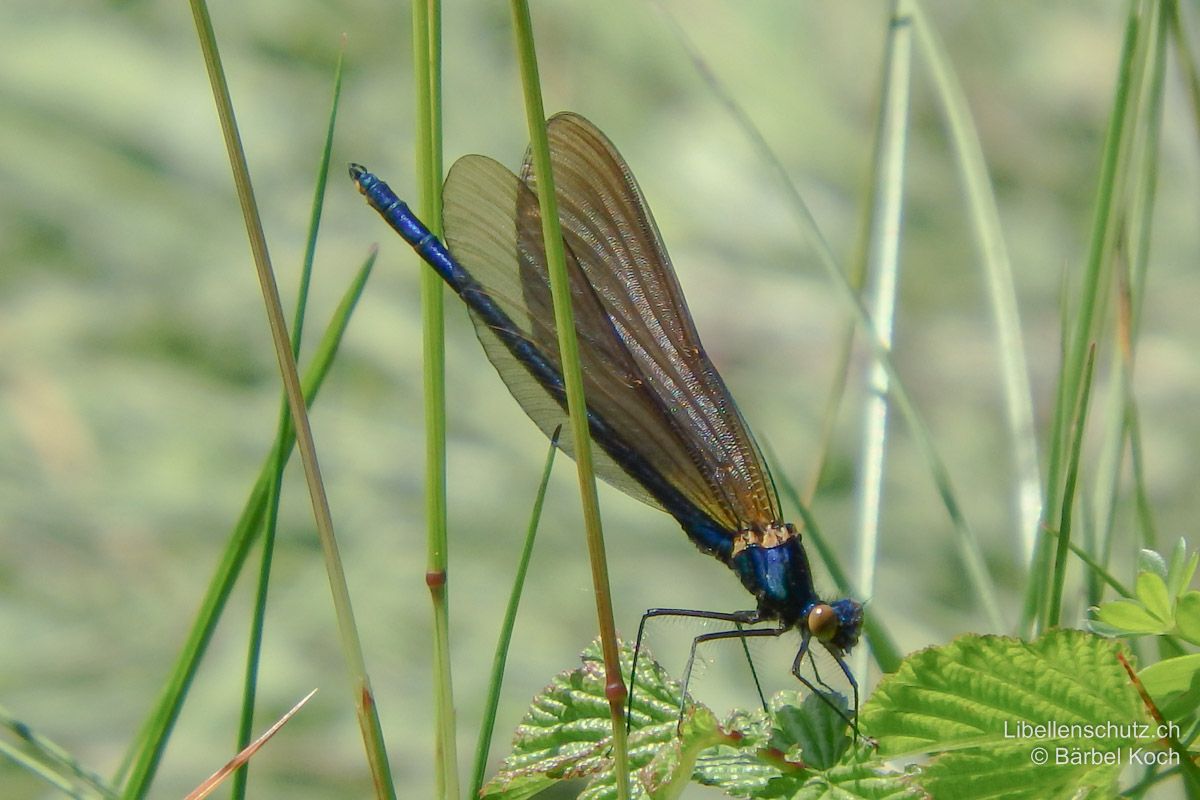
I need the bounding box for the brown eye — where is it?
[807,604,841,642]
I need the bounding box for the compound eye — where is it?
[807,604,841,642]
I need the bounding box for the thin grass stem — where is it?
[118,251,376,798]
[1,705,117,799]
[470,432,560,798]
[851,0,912,683]
[507,4,630,797]
[1036,0,1144,632]
[411,2,458,798]
[911,0,1044,570]
[229,43,346,800]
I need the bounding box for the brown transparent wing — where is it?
[444,154,674,510]
[443,113,780,531]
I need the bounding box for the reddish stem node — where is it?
[605,678,628,708]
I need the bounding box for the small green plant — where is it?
[1091,540,1200,735]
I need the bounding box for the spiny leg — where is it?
[733,619,769,715]
[629,607,765,733]
[790,634,860,737]
[678,620,789,731]
[802,646,840,696]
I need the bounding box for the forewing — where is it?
[525,113,781,528]
[442,113,781,531]
[444,155,715,516]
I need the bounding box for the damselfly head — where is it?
[822,598,864,656]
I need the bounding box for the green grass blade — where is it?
[118,251,377,798]
[1118,3,1167,553]
[850,1,912,684]
[1091,371,1129,602]
[1092,4,1168,608]
[304,255,379,400]
[230,44,348,800]
[1127,407,1160,548]
[508,4,629,798]
[184,4,396,798]
[911,0,1044,567]
[291,46,347,359]
[1,704,117,799]
[1047,345,1097,626]
[470,431,560,798]
[1018,263,1075,633]
[1,739,90,800]
[411,2,458,798]
[1036,0,1143,631]
[1043,525,1134,600]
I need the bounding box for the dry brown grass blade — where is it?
[182,689,319,800]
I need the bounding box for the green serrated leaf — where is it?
[479,771,556,800]
[482,640,917,799]
[1135,571,1172,623]
[1091,598,1169,635]
[1165,540,1197,600]
[482,639,766,800]
[1175,591,1200,646]
[1138,548,1169,580]
[638,705,731,800]
[919,746,1114,800]
[636,736,689,800]
[481,640,668,800]
[758,746,923,800]
[769,692,851,771]
[858,631,1152,799]
[692,748,780,798]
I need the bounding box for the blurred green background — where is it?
[2,1,1197,797]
